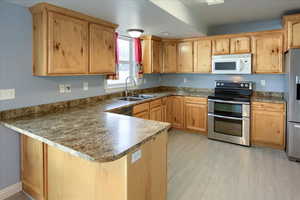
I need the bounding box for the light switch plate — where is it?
[59,84,65,93]
[83,82,88,91]
[131,149,142,163]
[0,89,15,100]
[183,78,187,83]
[261,80,266,87]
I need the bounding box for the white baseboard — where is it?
[0,182,22,200]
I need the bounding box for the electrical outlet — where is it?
[65,84,71,93]
[131,149,142,163]
[0,89,15,100]
[183,78,187,83]
[83,82,88,91]
[59,84,65,93]
[261,80,266,87]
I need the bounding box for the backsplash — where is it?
[160,74,286,92]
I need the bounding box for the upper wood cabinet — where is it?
[89,24,115,74]
[184,97,208,134]
[230,36,251,54]
[193,40,212,73]
[283,14,300,50]
[30,3,118,76]
[251,102,286,149]
[212,38,230,55]
[252,31,284,73]
[177,41,193,73]
[142,36,162,74]
[162,41,177,73]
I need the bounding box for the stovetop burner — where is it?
[208,80,253,102]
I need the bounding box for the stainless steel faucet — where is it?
[125,76,137,97]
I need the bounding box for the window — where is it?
[106,36,137,89]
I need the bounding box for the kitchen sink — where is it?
[119,97,144,101]
[131,94,156,99]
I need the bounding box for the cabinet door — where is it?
[193,40,211,73]
[252,33,283,73]
[134,111,149,119]
[172,96,184,129]
[287,20,300,49]
[230,36,251,54]
[89,24,115,74]
[212,38,230,55]
[166,97,173,123]
[251,109,285,149]
[185,102,207,133]
[177,41,193,73]
[48,12,88,74]
[162,42,177,73]
[150,106,162,121]
[21,135,46,200]
[152,40,162,73]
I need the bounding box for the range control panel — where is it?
[215,81,253,90]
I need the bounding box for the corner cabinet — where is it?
[251,102,286,149]
[142,36,162,74]
[252,31,284,73]
[283,14,300,50]
[30,3,118,76]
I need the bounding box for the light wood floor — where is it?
[5,129,300,200]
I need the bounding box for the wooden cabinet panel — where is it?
[161,97,168,122]
[171,96,184,129]
[21,135,46,200]
[165,97,173,123]
[230,36,251,54]
[48,12,88,74]
[150,99,162,109]
[287,21,300,49]
[177,41,193,73]
[150,106,162,122]
[193,40,211,73]
[134,111,149,119]
[89,24,115,74]
[212,38,230,55]
[251,102,286,149]
[142,38,162,74]
[133,103,149,115]
[252,32,283,73]
[162,41,177,73]
[184,97,208,133]
[152,40,163,73]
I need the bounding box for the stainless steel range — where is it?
[208,81,253,146]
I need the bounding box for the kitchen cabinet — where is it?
[30,3,118,76]
[142,36,162,74]
[21,135,46,200]
[252,31,284,73]
[133,102,150,119]
[150,99,162,121]
[283,14,300,50]
[193,40,212,73]
[251,102,286,149]
[184,97,208,134]
[177,41,193,73]
[230,36,251,54]
[171,96,184,129]
[89,24,115,74]
[212,38,230,55]
[162,41,177,73]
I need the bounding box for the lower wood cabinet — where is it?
[133,102,150,119]
[251,102,286,149]
[170,96,185,129]
[21,131,168,200]
[150,99,162,121]
[184,97,208,134]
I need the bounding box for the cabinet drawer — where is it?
[252,102,285,112]
[133,103,149,114]
[150,99,162,109]
[184,97,207,104]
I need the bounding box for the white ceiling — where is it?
[5,0,300,37]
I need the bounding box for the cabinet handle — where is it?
[81,47,84,55]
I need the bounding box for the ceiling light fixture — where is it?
[127,29,144,38]
[206,0,224,5]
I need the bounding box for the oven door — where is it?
[208,100,250,146]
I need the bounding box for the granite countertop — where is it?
[251,95,286,104]
[1,90,211,163]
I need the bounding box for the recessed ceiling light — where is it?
[127,29,144,38]
[206,0,224,5]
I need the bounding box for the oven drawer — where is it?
[208,100,250,118]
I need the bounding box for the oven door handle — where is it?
[208,113,243,121]
[208,99,250,105]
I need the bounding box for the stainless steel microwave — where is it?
[212,54,252,74]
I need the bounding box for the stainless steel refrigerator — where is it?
[285,49,300,161]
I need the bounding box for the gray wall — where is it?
[208,19,282,35]
[161,74,285,92]
[0,1,160,189]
